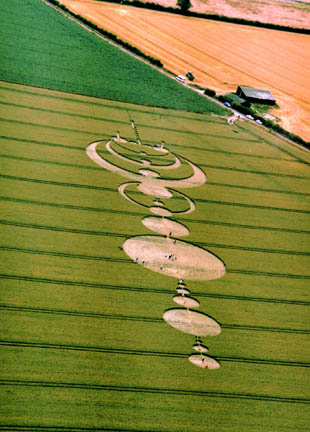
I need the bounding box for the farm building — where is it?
[236,86,276,105]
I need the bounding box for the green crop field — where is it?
[0,1,310,431]
[1,79,309,431]
[0,0,226,115]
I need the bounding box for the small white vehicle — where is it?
[176,75,186,83]
[256,119,263,125]
[246,114,254,120]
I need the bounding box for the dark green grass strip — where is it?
[1,175,310,214]
[1,221,309,257]
[0,379,308,404]
[2,148,310,197]
[1,274,308,305]
[2,151,310,186]
[0,340,308,368]
[0,83,225,124]
[0,304,308,335]
[2,195,310,235]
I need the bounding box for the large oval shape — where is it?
[163,309,221,336]
[189,354,220,369]
[123,235,226,281]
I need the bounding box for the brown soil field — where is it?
[142,0,310,30]
[60,0,310,141]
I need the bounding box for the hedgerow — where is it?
[204,88,216,97]
[47,0,163,67]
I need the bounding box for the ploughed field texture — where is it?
[142,0,310,29]
[1,79,310,431]
[1,1,310,431]
[59,0,310,142]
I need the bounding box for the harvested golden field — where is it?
[60,0,310,141]
[143,0,310,29]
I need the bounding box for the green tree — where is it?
[177,0,192,12]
